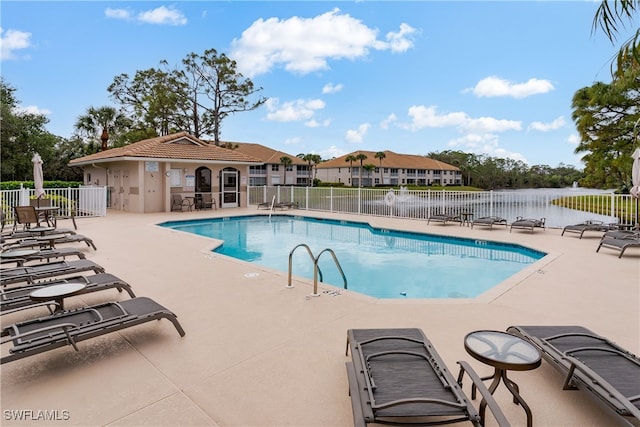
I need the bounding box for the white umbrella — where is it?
[32,153,45,199]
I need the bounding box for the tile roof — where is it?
[69,132,262,165]
[317,150,459,170]
[231,142,307,165]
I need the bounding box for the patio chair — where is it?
[509,217,545,233]
[1,296,185,364]
[1,272,135,314]
[171,194,195,212]
[506,325,640,424]
[596,234,640,258]
[12,206,40,232]
[561,220,614,239]
[427,212,462,225]
[345,328,509,427]
[1,259,105,286]
[200,193,216,210]
[470,216,508,229]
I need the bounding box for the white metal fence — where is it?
[1,185,108,225]
[249,186,639,229]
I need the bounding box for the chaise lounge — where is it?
[427,212,462,225]
[471,216,507,229]
[561,220,614,239]
[596,233,640,258]
[1,259,105,286]
[506,325,640,424]
[345,328,509,426]
[509,217,545,233]
[1,273,136,314]
[1,297,185,364]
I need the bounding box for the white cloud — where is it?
[385,23,416,53]
[305,118,331,128]
[1,28,32,61]
[380,113,397,130]
[528,116,566,131]
[468,76,554,99]
[567,133,581,146]
[105,6,187,25]
[138,6,187,25]
[322,83,343,94]
[230,8,415,77]
[448,133,528,163]
[14,105,51,116]
[284,137,302,145]
[345,123,371,143]
[105,8,132,20]
[321,145,347,159]
[403,105,521,133]
[265,97,326,122]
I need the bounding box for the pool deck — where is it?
[1,208,638,427]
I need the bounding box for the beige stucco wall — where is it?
[84,161,250,213]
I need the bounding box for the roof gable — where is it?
[69,132,262,165]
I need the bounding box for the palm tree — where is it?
[345,154,356,186]
[375,151,386,187]
[302,153,322,186]
[355,153,368,187]
[280,156,292,185]
[363,164,376,187]
[593,0,639,77]
[74,106,131,151]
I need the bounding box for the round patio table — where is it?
[0,249,39,266]
[464,330,541,427]
[30,282,86,313]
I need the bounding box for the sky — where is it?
[1,1,637,169]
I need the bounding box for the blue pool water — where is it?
[159,215,545,299]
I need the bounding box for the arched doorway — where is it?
[220,167,239,208]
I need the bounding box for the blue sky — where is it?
[1,1,635,168]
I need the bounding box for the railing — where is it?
[1,185,108,225]
[249,186,639,229]
[287,243,348,296]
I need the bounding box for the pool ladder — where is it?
[286,243,347,296]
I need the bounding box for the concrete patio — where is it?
[1,208,638,426]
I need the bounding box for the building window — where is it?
[271,164,279,171]
[169,169,182,187]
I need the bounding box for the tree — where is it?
[0,79,58,181]
[593,0,640,78]
[571,68,639,190]
[301,153,322,186]
[181,49,266,143]
[108,64,184,136]
[280,156,292,185]
[375,151,386,186]
[345,154,356,186]
[355,153,368,187]
[74,106,132,151]
[363,164,376,187]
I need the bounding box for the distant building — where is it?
[315,150,461,187]
[231,143,310,186]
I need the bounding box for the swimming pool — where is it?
[159,215,546,299]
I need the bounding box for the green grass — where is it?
[552,195,638,224]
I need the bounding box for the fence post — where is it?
[330,187,333,212]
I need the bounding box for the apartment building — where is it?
[232,143,310,186]
[315,150,461,187]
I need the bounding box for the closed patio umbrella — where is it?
[32,153,45,200]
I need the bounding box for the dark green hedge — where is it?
[0,181,84,191]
